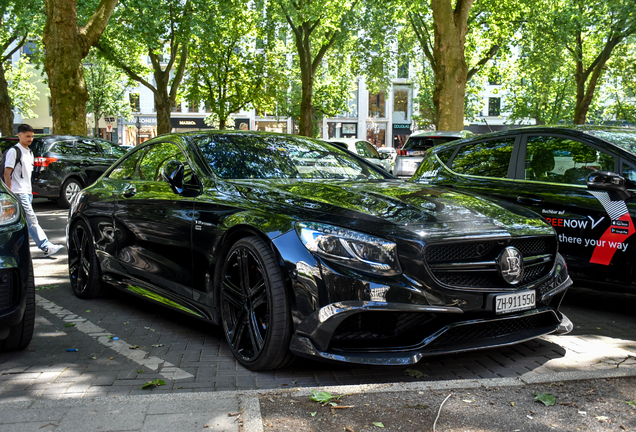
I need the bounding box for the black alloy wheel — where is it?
[68,221,104,299]
[220,237,293,370]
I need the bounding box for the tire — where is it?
[68,220,104,299]
[0,261,35,352]
[220,237,294,370]
[57,178,82,208]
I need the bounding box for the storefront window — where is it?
[328,122,357,138]
[366,122,387,147]
[393,86,410,122]
[368,90,386,118]
[255,121,287,133]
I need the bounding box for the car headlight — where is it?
[0,196,20,226]
[296,222,401,276]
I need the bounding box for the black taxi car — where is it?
[412,125,636,292]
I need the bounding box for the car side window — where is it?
[49,141,75,155]
[355,141,379,158]
[107,147,147,180]
[449,138,515,178]
[75,139,102,157]
[525,136,615,185]
[138,142,191,182]
[621,162,636,188]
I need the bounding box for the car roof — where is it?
[409,130,474,139]
[431,125,636,154]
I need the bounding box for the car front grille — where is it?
[0,270,16,310]
[425,236,557,289]
[425,310,558,348]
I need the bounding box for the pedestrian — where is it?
[4,124,63,257]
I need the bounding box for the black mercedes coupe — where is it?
[67,131,572,370]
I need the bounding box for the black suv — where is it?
[0,135,128,207]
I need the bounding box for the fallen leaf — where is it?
[596,415,608,421]
[141,379,165,389]
[65,323,75,327]
[510,401,516,407]
[137,369,144,373]
[129,345,139,349]
[85,310,91,313]
[403,369,428,379]
[310,390,334,404]
[372,422,384,428]
[310,412,316,417]
[534,393,556,406]
[625,400,636,407]
[345,428,355,432]
[462,399,475,403]
[151,344,164,347]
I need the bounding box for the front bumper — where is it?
[289,253,573,366]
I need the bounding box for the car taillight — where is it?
[398,150,412,156]
[34,157,57,167]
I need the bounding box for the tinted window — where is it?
[75,139,101,157]
[404,136,459,150]
[355,141,380,158]
[449,138,515,178]
[107,147,147,180]
[97,139,127,157]
[436,148,456,165]
[196,134,386,180]
[138,142,189,182]
[525,135,614,185]
[49,141,75,155]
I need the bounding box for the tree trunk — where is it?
[154,90,172,136]
[299,68,314,137]
[42,0,117,135]
[0,62,14,136]
[431,0,472,131]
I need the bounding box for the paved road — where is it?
[2,199,636,403]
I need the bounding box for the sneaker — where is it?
[44,244,64,257]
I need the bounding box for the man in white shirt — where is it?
[4,124,63,257]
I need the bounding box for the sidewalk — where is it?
[3,365,636,431]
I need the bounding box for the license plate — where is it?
[495,290,535,314]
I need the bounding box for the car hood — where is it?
[214,179,553,240]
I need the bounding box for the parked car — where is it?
[377,147,397,172]
[325,138,393,173]
[67,130,572,370]
[0,181,35,352]
[393,130,474,178]
[0,135,128,208]
[411,125,636,293]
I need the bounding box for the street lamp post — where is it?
[135,116,141,146]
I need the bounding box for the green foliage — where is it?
[6,57,40,119]
[84,49,134,134]
[183,0,287,129]
[271,0,363,136]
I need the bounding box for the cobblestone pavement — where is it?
[1,200,636,404]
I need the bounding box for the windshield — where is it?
[196,133,388,180]
[585,130,636,155]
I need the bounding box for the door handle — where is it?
[516,195,544,205]
[122,186,136,198]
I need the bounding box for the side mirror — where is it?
[587,170,631,200]
[161,160,185,194]
[380,153,390,160]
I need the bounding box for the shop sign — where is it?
[126,117,157,126]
